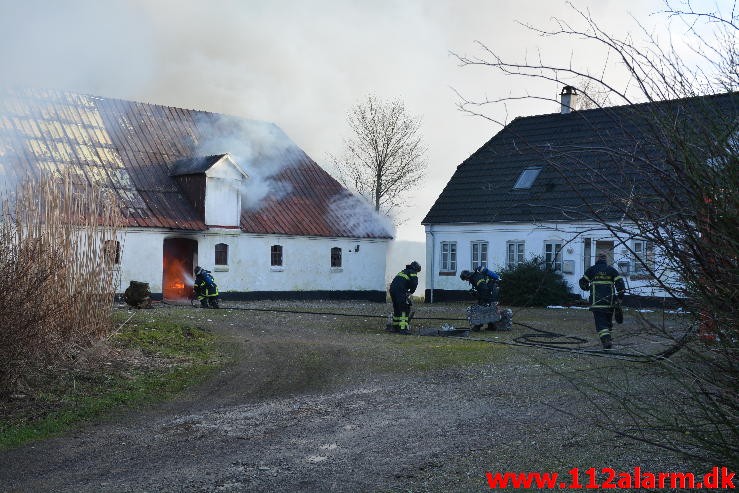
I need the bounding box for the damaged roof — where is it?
[0,88,391,239]
[169,154,228,176]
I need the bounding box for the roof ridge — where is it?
[510,90,739,123]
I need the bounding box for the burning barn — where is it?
[0,88,392,301]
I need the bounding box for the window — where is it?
[632,240,653,275]
[544,241,562,271]
[331,247,342,268]
[215,243,228,265]
[507,242,525,268]
[513,167,542,189]
[471,241,488,269]
[103,240,120,265]
[440,241,457,272]
[271,244,283,267]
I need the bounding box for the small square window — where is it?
[513,167,542,189]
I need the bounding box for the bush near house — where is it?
[0,178,120,395]
[499,257,573,306]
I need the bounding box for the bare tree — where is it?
[452,1,738,469]
[331,94,426,221]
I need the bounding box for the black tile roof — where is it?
[423,92,739,225]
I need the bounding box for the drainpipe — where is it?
[429,228,435,303]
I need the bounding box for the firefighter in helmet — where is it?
[460,266,504,331]
[460,267,500,306]
[578,252,625,349]
[194,265,220,309]
[388,261,421,334]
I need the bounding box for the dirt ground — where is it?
[0,300,696,492]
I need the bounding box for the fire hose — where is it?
[155,300,690,363]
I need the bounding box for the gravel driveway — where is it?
[0,301,693,492]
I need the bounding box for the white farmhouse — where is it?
[423,88,737,303]
[0,88,391,301]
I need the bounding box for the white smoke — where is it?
[195,114,297,210]
[328,192,395,238]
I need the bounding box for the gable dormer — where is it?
[170,153,247,228]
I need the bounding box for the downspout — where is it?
[429,227,435,303]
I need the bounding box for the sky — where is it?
[0,0,719,242]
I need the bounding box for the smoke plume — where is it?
[195,114,297,210]
[328,191,395,238]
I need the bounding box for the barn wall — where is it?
[115,228,389,299]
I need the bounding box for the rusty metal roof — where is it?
[0,88,392,239]
[170,154,227,176]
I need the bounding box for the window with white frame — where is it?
[544,241,562,271]
[632,240,653,275]
[507,241,525,269]
[471,241,488,269]
[440,241,457,272]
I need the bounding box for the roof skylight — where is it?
[513,167,542,189]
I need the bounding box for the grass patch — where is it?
[0,313,223,450]
[368,336,506,372]
[114,319,215,361]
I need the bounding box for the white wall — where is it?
[115,228,389,293]
[204,158,244,227]
[385,240,426,293]
[424,222,670,298]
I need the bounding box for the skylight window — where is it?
[513,167,542,189]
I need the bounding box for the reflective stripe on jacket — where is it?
[389,268,418,295]
[579,260,625,308]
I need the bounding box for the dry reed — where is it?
[0,176,121,394]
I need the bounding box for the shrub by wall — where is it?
[499,257,573,306]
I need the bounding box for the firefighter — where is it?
[388,261,421,334]
[578,252,625,349]
[194,266,220,308]
[460,268,499,306]
[473,265,501,282]
[460,268,504,331]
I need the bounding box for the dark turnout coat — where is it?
[389,268,419,297]
[579,259,625,309]
[195,270,219,299]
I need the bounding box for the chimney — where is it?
[560,85,578,114]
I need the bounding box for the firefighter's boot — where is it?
[397,312,410,334]
[600,333,613,350]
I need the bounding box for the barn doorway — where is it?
[163,238,198,300]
